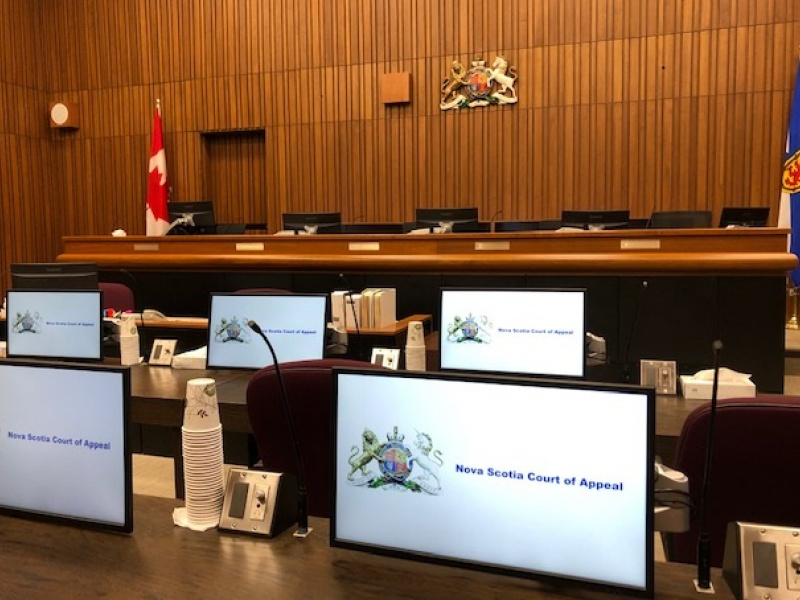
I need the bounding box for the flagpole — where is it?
[789,280,799,329]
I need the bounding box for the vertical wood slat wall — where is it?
[1,1,800,289]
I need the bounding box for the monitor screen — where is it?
[282,212,342,234]
[331,370,654,597]
[11,262,98,290]
[6,290,103,361]
[646,211,712,229]
[340,223,406,234]
[561,210,630,230]
[718,207,769,228]
[439,288,586,378]
[0,360,132,532]
[167,200,216,234]
[206,292,327,369]
[415,207,480,232]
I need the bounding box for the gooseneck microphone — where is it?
[338,273,363,360]
[695,339,723,592]
[621,279,648,383]
[488,209,503,233]
[247,319,311,538]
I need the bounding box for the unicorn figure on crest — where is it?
[488,56,518,104]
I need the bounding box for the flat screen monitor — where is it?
[282,212,342,234]
[439,288,586,378]
[647,211,712,229]
[331,369,655,597]
[6,290,103,361]
[718,207,770,228]
[206,292,327,369]
[0,360,132,532]
[167,200,216,235]
[340,223,406,234]
[561,209,630,230]
[415,207,480,232]
[10,262,98,290]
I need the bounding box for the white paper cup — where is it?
[406,321,425,347]
[184,378,220,431]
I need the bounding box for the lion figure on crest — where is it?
[347,428,382,480]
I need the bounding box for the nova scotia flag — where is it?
[778,59,800,287]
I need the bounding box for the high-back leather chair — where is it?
[246,358,386,518]
[664,395,800,565]
[98,282,135,312]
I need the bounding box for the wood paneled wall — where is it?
[0,0,51,290]
[1,1,800,291]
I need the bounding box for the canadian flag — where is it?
[146,104,169,236]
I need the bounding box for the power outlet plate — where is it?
[640,360,677,395]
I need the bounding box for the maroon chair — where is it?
[246,358,386,518]
[664,395,800,565]
[98,282,135,312]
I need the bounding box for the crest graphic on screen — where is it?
[445,313,493,344]
[10,310,43,334]
[346,426,444,496]
[212,316,254,344]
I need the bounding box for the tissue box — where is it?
[171,346,208,370]
[679,376,756,400]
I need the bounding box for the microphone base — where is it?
[293,526,313,538]
[693,579,715,594]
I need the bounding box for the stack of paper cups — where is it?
[119,315,140,366]
[405,320,426,371]
[176,378,225,531]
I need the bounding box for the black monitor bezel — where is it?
[718,207,770,228]
[330,367,655,598]
[560,210,630,230]
[6,289,104,362]
[282,212,342,234]
[646,211,713,229]
[0,359,133,534]
[438,287,587,379]
[167,200,216,234]
[10,262,99,291]
[205,291,329,370]
[340,223,406,234]
[415,207,480,231]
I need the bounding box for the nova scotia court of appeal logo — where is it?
[347,426,444,495]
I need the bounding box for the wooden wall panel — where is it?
[1,0,800,293]
[0,0,51,294]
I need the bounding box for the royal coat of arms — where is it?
[346,426,444,495]
[440,56,518,111]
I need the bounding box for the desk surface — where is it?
[129,364,706,440]
[0,494,733,599]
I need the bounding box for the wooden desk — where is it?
[59,230,793,394]
[130,365,253,497]
[0,494,734,599]
[129,364,703,500]
[60,229,794,274]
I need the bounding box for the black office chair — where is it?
[647,211,712,229]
